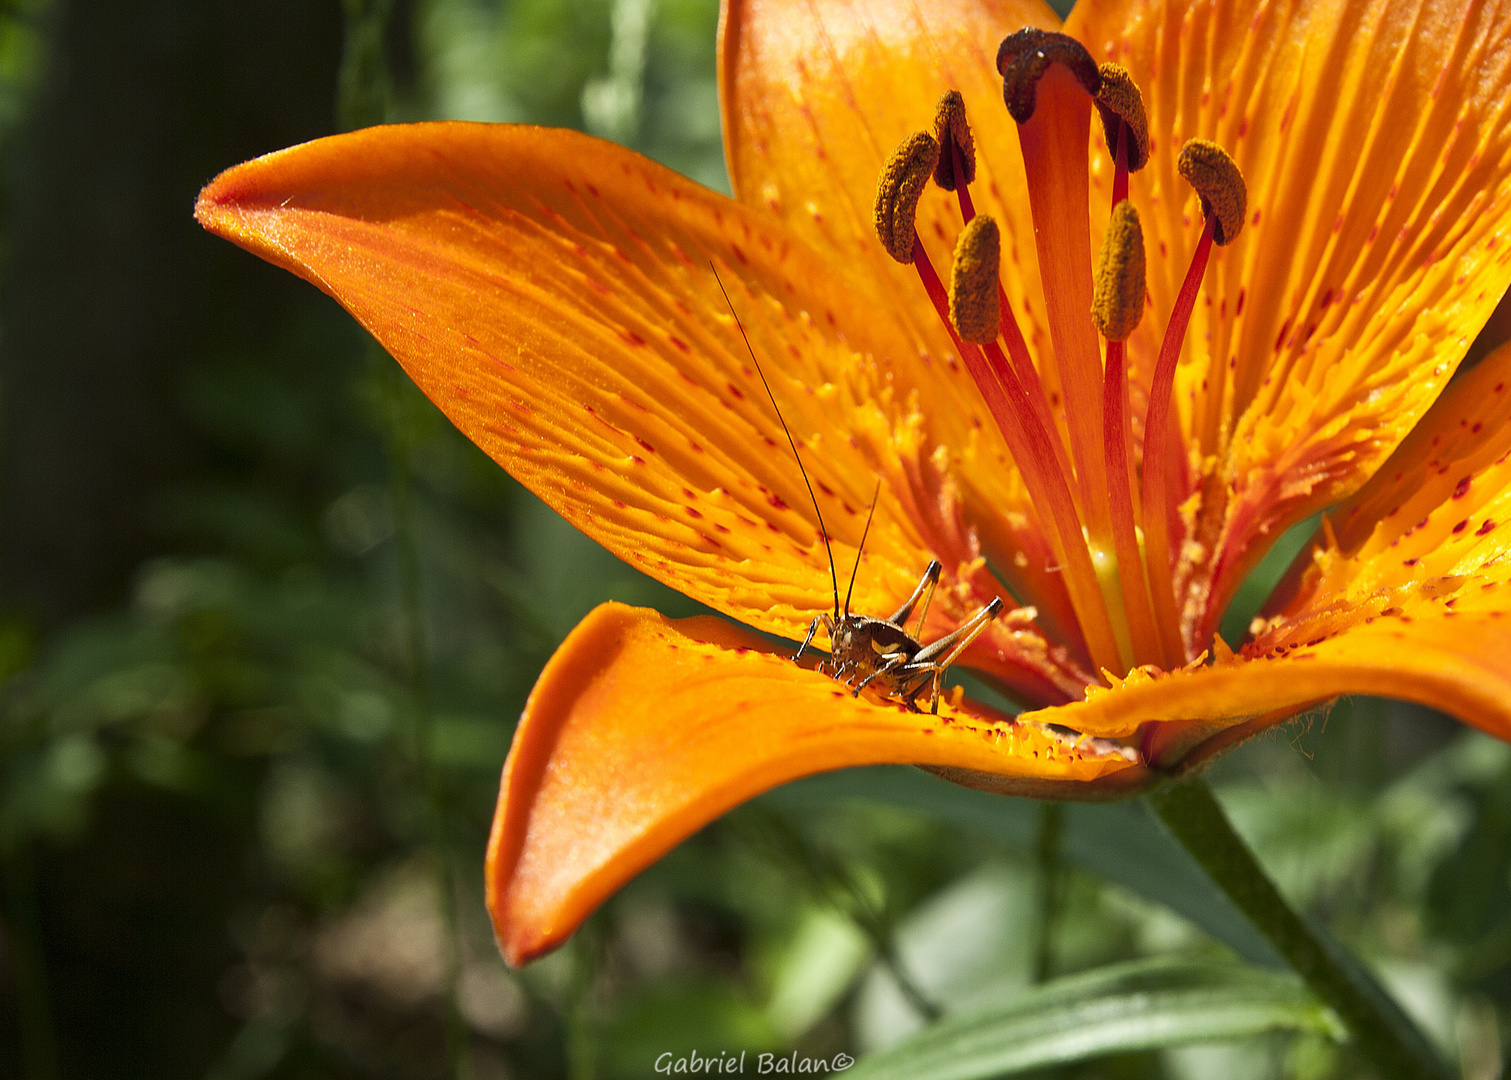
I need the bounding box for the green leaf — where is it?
[843,957,1344,1080]
[766,767,1284,967]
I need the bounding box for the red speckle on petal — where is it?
[1274,318,1292,352]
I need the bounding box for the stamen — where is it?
[1094,200,1163,668]
[989,295,1076,497]
[949,216,1001,344]
[926,83,1068,496]
[933,90,976,192]
[1142,139,1247,661]
[1095,64,1147,209]
[1177,139,1247,246]
[873,131,940,263]
[1092,200,1146,343]
[1094,64,1149,174]
[909,233,1123,674]
[934,90,978,224]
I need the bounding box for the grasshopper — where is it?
[713,268,1004,714]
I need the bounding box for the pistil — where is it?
[1000,34,1115,561]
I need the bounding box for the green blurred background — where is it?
[0,0,1508,1077]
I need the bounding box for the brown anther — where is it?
[1177,139,1247,245]
[1092,199,1145,341]
[932,90,976,191]
[874,131,939,263]
[1094,64,1149,171]
[996,29,1100,124]
[949,215,1001,344]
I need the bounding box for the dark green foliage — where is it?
[0,2,1507,1079]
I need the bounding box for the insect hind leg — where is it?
[887,560,942,631]
[899,597,1006,713]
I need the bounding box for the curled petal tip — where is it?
[486,602,1142,963]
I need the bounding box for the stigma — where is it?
[873,29,1247,682]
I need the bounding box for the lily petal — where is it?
[485,601,1144,966]
[1265,341,1511,616]
[1030,350,1511,763]
[1072,0,1511,628]
[1034,599,1511,770]
[1254,340,1511,651]
[1323,341,1511,557]
[198,123,980,641]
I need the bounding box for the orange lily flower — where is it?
[196,0,1511,967]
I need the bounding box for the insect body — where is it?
[796,557,1004,714]
[714,267,1004,714]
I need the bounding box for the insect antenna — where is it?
[710,264,841,618]
[843,479,882,616]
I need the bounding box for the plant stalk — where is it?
[1148,777,1452,1080]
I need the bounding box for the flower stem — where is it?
[1148,778,1452,1080]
